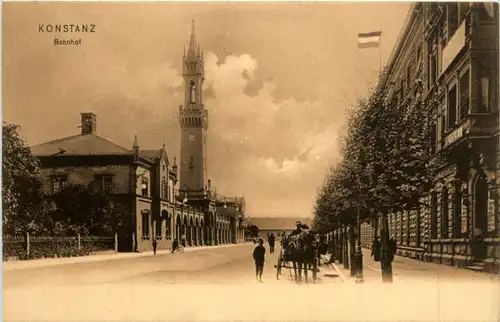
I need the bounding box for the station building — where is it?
[30,21,246,252]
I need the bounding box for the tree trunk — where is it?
[343,225,349,270]
[349,226,356,277]
[328,229,336,264]
[337,227,343,264]
[379,213,393,283]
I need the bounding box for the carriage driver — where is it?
[290,221,308,237]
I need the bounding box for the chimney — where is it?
[80,113,97,135]
[208,179,211,190]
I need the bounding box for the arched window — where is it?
[161,177,166,199]
[430,191,438,239]
[453,182,463,238]
[141,210,150,239]
[441,187,449,238]
[190,80,196,103]
[155,219,162,239]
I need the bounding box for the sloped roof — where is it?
[139,149,160,162]
[245,217,312,230]
[30,134,132,157]
[139,148,169,164]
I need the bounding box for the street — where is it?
[4,244,500,322]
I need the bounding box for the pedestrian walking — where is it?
[268,233,275,254]
[152,238,158,255]
[371,236,381,262]
[253,238,266,282]
[181,233,186,247]
[389,237,397,262]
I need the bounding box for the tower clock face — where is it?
[189,134,195,142]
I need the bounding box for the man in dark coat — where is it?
[253,238,266,282]
[290,221,309,237]
[389,237,397,262]
[371,236,381,262]
[152,238,158,255]
[268,233,276,254]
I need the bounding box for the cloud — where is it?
[196,51,343,210]
[4,1,410,217]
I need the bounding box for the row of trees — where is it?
[3,123,115,237]
[313,74,442,282]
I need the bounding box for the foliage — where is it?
[2,123,50,234]
[245,224,260,238]
[49,183,115,236]
[313,74,441,233]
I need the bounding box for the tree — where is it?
[49,183,115,236]
[343,83,440,282]
[245,224,260,238]
[2,123,49,234]
[313,75,442,282]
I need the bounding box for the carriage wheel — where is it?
[276,254,282,280]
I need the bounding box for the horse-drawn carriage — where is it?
[275,229,320,283]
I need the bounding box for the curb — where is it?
[319,254,350,283]
[3,242,253,272]
[329,262,352,283]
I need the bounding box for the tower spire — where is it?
[188,19,197,58]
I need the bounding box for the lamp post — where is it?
[355,204,364,283]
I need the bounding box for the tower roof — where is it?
[187,20,197,59]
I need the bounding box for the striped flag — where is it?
[358,31,382,49]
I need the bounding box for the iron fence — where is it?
[2,233,116,261]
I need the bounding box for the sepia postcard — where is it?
[2,1,499,321]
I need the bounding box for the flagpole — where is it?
[379,30,383,78]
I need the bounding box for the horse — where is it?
[284,230,318,284]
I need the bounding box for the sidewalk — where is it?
[331,248,500,283]
[2,242,252,272]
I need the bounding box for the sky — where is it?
[3,1,410,218]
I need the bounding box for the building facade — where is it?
[31,113,180,252]
[360,2,499,273]
[30,22,246,251]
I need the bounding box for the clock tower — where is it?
[178,20,209,199]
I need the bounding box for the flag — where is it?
[358,31,382,49]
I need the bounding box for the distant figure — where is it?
[152,238,158,255]
[389,237,397,262]
[253,238,266,282]
[268,233,276,254]
[171,239,179,253]
[371,236,381,262]
[181,233,186,247]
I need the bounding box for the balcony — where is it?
[441,18,468,77]
[440,112,497,153]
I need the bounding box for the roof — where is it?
[139,148,169,164]
[245,217,312,230]
[139,149,160,161]
[381,2,418,89]
[30,134,132,157]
